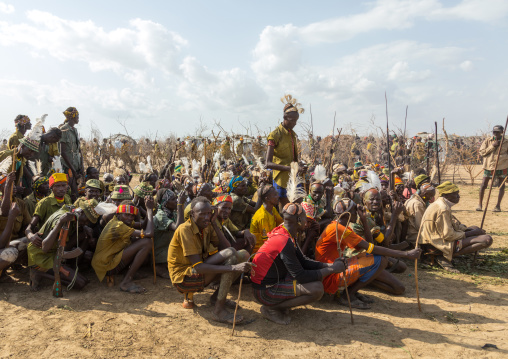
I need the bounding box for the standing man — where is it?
[266,94,304,208]
[477,125,508,212]
[59,107,83,201]
[8,115,32,150]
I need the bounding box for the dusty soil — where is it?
[1,167,507,358]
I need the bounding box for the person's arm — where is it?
[131,196,155,238]
[265,145,290,172]
[211,213,231,250]
[0,172,15,216]
[169,190,187,231]
[0,203,20,249]
[26,215,42,242]
[187,253,252,274]
[355,239,421,259]
[41,212,74,252]
[244,188,263,214]
[478,138,496,157]
[383,201,403,246]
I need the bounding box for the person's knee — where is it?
[380,256,388,270]
[223,247,237,259]
[236,249,250,263]
[482,235,493,248]
[140,238,152,250]
[0,247,19,264]
[392,282,405,295]
[309,282,324,300]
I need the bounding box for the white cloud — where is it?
[459,60,474,72]
[0,11,187,79]
[0,2,14,14]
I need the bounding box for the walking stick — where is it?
[385,92,391,174]
[231,273,244,336]
[10,149,17,202]
[335,214,354,324]
[414,225,423,312]
[435,122,441,183]
[152,238,156,284]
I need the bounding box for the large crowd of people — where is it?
[0,96,502,325]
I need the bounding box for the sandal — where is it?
[182,299,194,309]
[436,256,460,274]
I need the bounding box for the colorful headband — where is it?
[14,116,30,125]
[63,107,79,119]
[212,194,233,206]
[33,176,49,192]
[281,94,304,114]
[192,183,204,196]
[49,173,68,188]
[282,202,303,216]
[116,205,139,216]
[174,165,183,173]
[133,182,153,197]
[228,176,243,193]
[394,176,403,187]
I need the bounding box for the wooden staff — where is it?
[413,221,425,312]
[435,122,441,183]
[10,149,17,202]
[152,238,156,284]
[385,92,391,175]
[480,115,508,229]
[403,105,408,143]
[335,214,353,324]
[231,273,244,336]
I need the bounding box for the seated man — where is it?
[24,176,50,217]
[352,188,408,274]
[213,194,256,253]
[419,181,493,272]
[405,183,435,246]
[316,199,421,309]
[92,197,155,293]
[250,186,283,253]
[228,176,262,230]
[251,203,346,325]
[74,179,102,207]
[167,197,251,324]
[132,182,154,219]
[26,173,73,243]
[27,200,97,291]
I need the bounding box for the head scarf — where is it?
[436,181,459,195]
[63,107,79,122]
[49,173,68,188]
[174,165,183,173]
[228,176,244,193]
[14,115,30,125]
[158,188,176,217]
[212,194,233,206]
[354,161,363,169]
[394,176,403,187]
[33,176,49,201]
[116,204,139,216]
[156,178,171,191]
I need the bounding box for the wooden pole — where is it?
[385,92,391,175]
[152,239,157,284]
[10,149,17,202]
[435,122,441,183]
[336,216,353,324]
[231,273,244,336]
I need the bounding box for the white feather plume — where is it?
[201,155,206,168]
[28,161,37,176]
[139,162,147,173]
[286,162,306,203]
[94,202,118,216]
[181,157,190,175]
[146,156,153,172]
[255,156,266,171]
[191,159,200,178]
[213,151,220,163]
[36,160,42,174]
[313,164,327,183]
[52,156,63,173]
[360,170,382,193]
[402,171,412,182]
[242,154,249,166]
[0,156,12,175]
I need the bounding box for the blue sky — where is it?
[1,0,507,140]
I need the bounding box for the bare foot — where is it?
[212,308,243,324]
[260,306,289,325]
[210,297,238,310]
[29,268,43,292]
[120,281,147,294]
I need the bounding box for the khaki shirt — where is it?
[8,129,23,150]
[167,218,219,284]
[24,192,38,217]
[59,122,82,172]
[33,192,72,227]
[479,136,508,171]
[405,193,426,244]
[267,124,298,188]
[418,197,466,261]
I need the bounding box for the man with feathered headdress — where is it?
[8,115,32,150]
[266,94,304,210]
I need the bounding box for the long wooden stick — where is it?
[151,239,156,284]
[435,121,441,183]
[480,115,508,229]
[231,273,244,336]
[10,149,17,202]
[335,215,353,324]
[385,92,391,175]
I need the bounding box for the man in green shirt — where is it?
[59,107,83,200]
[266,94,304,207]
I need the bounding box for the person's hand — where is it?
[5,172,16,186]
[404,248,422,260]
[331,257,347,273]
[493,140,500,147]
[232,262,255,273]
[357,204,367,221]
[59,212,75,224]
[211,207,219,223]
[9,202,20,218]
[177,190,187,205]
[144,196,155,211]
[29,232,43,248]
[244,231,256,247]
[393,201,404,215]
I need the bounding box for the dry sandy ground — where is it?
[1,169,507,358]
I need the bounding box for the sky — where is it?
[0,0,507,140]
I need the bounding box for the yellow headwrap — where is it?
[436,181,459,195]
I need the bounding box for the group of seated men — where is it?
[0,140,494,325]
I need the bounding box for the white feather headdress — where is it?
[286,162,306,203]
[52,156,63,174]
[359,170,382,193]
[312,165,327,183]
[0,156,12,176]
